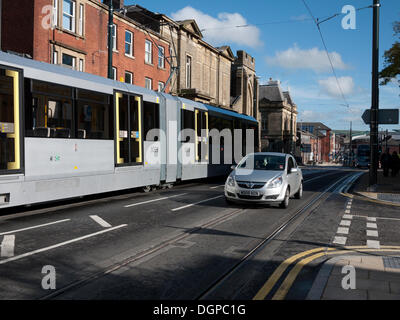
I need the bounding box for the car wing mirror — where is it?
[230,165,236,170]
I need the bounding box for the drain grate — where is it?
[383,257,400,269]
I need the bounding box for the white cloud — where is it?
[171,6,263,48]
[266,44,349,73]
[318,76,355,98]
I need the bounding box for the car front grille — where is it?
[238,194,263,200]
[237,181,265,189]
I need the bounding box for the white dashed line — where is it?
[0,219,71,236]
[343,214,353,220]
[367,240,380,249]
[340,220,351,226]
[367,223,377,229]
[1,235,15,257]
[172,195,224,212]
[333,236,347,245]
[337,227,349,235]
[124,193,188,208]
[345,209,351,214]
[210,185,224,189]
[0,224,127,265]
[90,215,112,228]
[367,217,377,222]
[367,230,379,237]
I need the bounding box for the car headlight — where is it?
[226,176,236,187]
[267,176,283,188]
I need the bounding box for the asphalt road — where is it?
[0,167,362,300]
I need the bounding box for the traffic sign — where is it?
[362,109,399,125]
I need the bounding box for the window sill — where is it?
[125,54,135,60]
[157,66,166,71]
[57,26,85,39]
[145,61,154,67]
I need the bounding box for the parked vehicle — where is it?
[224,152,303,208]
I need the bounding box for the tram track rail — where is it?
[38,170,356,300]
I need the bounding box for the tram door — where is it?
[0,67,21,173]
[115,92,142,165]
[195,109,208,162]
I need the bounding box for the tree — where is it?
[379,21,400,86]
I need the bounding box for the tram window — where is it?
[143,101,159,141]
[181,109,195,142]
[26,80,73,138]
[0,69,16,170]
[77,89,113,140]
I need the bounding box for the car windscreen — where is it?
[238,154,286,171]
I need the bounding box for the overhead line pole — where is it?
[369,0,380,187]
[107,0,114,80]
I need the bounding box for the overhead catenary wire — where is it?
[302,0,350,108]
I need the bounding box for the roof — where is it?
[259,84,284,102]
[205,104,258,123]
[297,122,332,131]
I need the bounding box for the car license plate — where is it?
[240,190,259,196]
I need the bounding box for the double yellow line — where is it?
[253,246,400,300]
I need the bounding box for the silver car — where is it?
[224,152,303,208]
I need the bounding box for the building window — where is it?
[62,53,76,69]
[262,118,267,131]
[158,46,165,68]
[186,55,191,88]
[78,4,84,36]
[112,24,117,50]
[145,77,152,90]
[125,71,133,84]
[53,51,58,65]
[53,0,58,27]
[158,81,165,92]
[79,59,84,72]
[112,67,117,80]
[145,40,152,64]
[125,31,133,56]
[62,0,76,33]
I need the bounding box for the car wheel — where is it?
[280,188,290,209]
[294,182,303,199]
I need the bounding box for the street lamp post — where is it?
[107,1,114,80]
[369,0,380,187]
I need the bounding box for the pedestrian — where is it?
[391,151,400,177]
[380,150,392,177]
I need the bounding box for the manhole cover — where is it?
[383,257,400,269]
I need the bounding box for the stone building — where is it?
[259,79,297,153]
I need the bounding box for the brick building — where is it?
[0,0,171,91]
[297,122,332,163]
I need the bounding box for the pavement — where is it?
[353,169,400,205]
[302,167,400,300]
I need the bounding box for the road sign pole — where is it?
[369,0,380,187]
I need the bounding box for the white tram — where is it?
[0,51,258,208]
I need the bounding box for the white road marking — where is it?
[333,236,347,245]
[367,223,377,229]
[367,240,380,249]
[367,230,379,237]
[337,227,349,235]
[345,209,351,214]
[367,217,377,222]
[1,235,15,257]
[0,219,71,236]
[89,215,112,228]
[340,220,351,226]
[210,185,224,189]
[172,195,224,212]
[124,193,188,208]
[346,205,352,209]
[0,224,127,265]
[343,214,353,220]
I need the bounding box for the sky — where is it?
[125,0,400,131]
